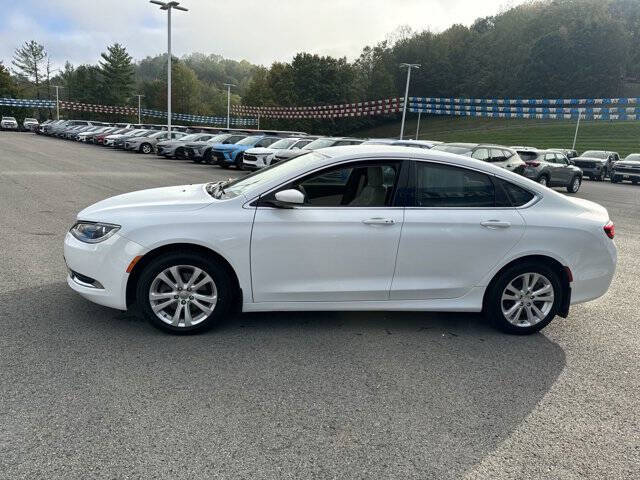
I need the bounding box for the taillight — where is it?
[604,221,615,239]
[526,161,540,167]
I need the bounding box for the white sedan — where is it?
[64,146,617,335]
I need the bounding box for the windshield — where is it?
[235,135,263,146]
[432,145,474,155]
[518,151,540,162]
[624,154,640,161]
[304,138,337,149]
[212,151,327,199]
[179,133,205,142]
[132,130,152,137]
[269,138,298,149]
[580,151,608,159]
[3,117,16,121]
[207,134,233,143]
[148,131,167,138]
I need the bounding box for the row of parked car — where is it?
[24,118,640,190]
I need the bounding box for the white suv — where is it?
[242,137,315,170]
[1,116,19,130]
[23,118,39,131]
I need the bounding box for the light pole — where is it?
[54,85,63,120]
[572,111,582,150]
[150,1,188,134]
[135,94,144,124]
[223,83,235,129]
[415,111,422,140]
[399,63,420,140]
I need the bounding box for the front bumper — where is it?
[64,232,145,310]
[611,168,640,180]
[1,123,18,129]
[578,166,605,177]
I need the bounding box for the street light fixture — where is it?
[223,83,236,129]
[399,63,420,140]
[149,1,188,134]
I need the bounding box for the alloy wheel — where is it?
[572,177,580,192]
[538,176,548,186]
[142,144,152,154]
[500,273,554,327]
[148,265,218,328]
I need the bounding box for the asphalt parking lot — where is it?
[0,131,638,479]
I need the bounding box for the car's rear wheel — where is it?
[234,154,244,170]
[566,175,581,193]
[140,143,152,154]
[537,175,549,187]
[202,150,212,164]
[175,147,185,159]
[136,253,234,334]
[485,263,561,335]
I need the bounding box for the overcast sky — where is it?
[0,0,525,69]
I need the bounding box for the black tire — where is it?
[632,180,639,185]
[566,175,581,193]
[136,252,235,334]
[202,150,213,165]
[234,154,244,170]
[537,174,549,187]
[484,262,562,335]
[219,162,230,169]
[140,143,152,154]
[175,147,185,159]
[611,175,620,184]
[596,169,606,182]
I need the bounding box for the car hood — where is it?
[575,156,607,163]
[77,183,213,222]
[212,144,245,152]
[615,160,640,166]
[245,147,277,155]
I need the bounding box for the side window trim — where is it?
[406,160,539,210]
[257,159,410,209]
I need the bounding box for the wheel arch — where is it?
[125,242,242,309]
[482,254,571,318]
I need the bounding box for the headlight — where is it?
[70,222,120,243]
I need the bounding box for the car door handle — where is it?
[480,220,511,229]
[362,218,396,225]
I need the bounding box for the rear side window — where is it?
[495,178,535,207]
[414,163,495,207]
[489,149,507,163]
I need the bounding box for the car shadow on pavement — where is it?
[1,283,566,479]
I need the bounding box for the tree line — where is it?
[1,0,639,134]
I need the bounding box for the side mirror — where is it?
[275,189,305,205]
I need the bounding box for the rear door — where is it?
[391,161,526,300]
[553,154,572,184]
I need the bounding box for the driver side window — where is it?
[285,161,401,207]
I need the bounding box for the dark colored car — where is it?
[572,150,620,181]
[610,153,640,185]
[432,143,526,175]
[517,149,583,193]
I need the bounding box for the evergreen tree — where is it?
[99,43,134,105]
[11,40,47,98]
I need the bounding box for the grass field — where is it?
[355,116,640,156]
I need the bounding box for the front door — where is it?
[251,160,406,302]
[391,161,526,300]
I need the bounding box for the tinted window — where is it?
[256,137,277,147]
[555,154,568,165]
[518,151,539,162]
[291,162,400,207]
[499,180,535,207]
[414,163,495,208]
[544,153,556,162]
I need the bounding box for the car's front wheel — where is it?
[136,253,234,334]
[140,143,152,154]
[485,263,561,335]
[567,175,581,193]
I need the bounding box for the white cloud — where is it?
[0,0,526,70]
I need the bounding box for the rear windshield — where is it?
[518,151,540,162]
